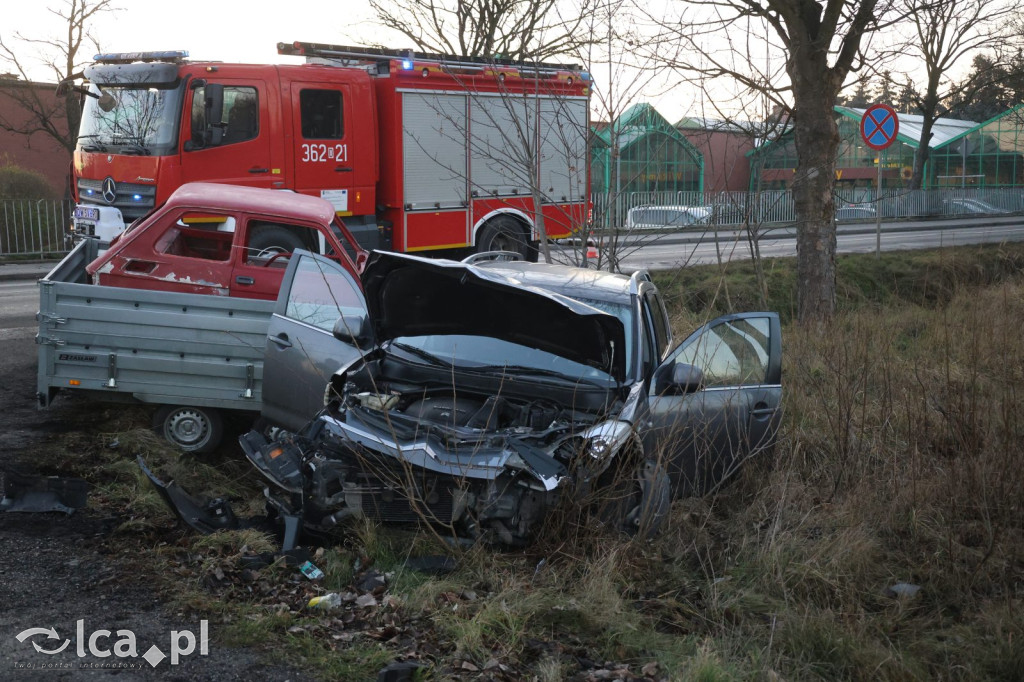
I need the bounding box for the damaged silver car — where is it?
[225,250,783,547]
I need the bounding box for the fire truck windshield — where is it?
[78,82,185,156]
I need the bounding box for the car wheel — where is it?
[153,405,223,454]
[477,216,529,259]
[248,225,307,257]
[620,459,671,537]
[597,457,671,538]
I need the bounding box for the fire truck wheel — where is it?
[153,405,224,454]
[249,225,306,257]
[477,217,529,259]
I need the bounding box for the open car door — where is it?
[644,312,782,496]
[262,250,368,431]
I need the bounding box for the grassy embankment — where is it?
[47,242,1024,680]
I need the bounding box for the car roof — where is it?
[163,183,336,225]
[473,260,634,304]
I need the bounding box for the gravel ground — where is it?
[0,331,315,681]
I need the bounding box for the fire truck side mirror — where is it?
[203,83,225,147]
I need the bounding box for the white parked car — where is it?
[626,205,712,229]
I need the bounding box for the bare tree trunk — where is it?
[530,182,552,262]
[791,87,841,322]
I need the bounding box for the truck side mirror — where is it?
[203,83,225,147]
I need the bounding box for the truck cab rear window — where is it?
[299,89,343,139]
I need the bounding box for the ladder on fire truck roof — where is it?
[277,41,584,76]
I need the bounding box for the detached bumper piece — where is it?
[138,456,239,534]
[0,472,89,514]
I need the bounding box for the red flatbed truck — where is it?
[69,42,591,260]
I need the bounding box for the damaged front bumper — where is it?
[239,415,571,546]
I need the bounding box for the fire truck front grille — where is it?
[77,179,156,222]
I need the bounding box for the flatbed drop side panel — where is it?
[37,240,274,415]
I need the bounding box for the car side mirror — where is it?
[670,362,704,394]
[332,314,372,349]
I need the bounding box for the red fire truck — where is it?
[69,42,591,260]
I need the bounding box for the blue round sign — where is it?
[861,104,899,151]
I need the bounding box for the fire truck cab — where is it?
[70,44,591,260]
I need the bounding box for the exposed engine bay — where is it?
[239,354,628,546]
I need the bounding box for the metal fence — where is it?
[0,199,72,258]
[591,187,1024,229]
[1,188,1022,258]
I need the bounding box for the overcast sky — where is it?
[10,0,704,123]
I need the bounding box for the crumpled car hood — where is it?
[362,252,627,382]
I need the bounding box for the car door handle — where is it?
[235,276,255,285]
[334,166,352,173]
[751,402,775,419]
[268,333,292,349]
[248,167,269,174]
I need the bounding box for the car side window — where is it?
[244,221,320,265]
[643,290,671,360]
[671,316,772,387]
[191,86,259,146]
[155,211,235,261]
[284,256,363,332]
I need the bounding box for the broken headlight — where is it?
[582,420,633,462]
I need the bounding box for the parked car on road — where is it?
[835,205,877,222]
[149,250,783,546]
[626,205,712,229]
[941,198,1010,216]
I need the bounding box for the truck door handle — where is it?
[268,333,292,349]
[248,167,269,174]
[334,166,352,173]
[235,276,255,285]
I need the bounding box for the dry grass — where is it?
[53,246,1024,680]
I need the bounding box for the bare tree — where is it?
[646,0,895,321]
[891,0,1020,189]
[570,0,675,272]
[0,0,116,157]
[367,0,597,61]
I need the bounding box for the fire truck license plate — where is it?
[74,207,99,221]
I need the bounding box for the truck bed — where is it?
[37,239,273,412]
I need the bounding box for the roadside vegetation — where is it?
[28,242,1024,680]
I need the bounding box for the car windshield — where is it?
[78,82,185,155]
[390,334,619,386]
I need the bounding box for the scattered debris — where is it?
[308,593,342,610]
[0,471,89,514]
[355,593,378,608]
[376,661,423,682]
[299,560,324,580]
[404,555,457,575]
[885,582,922,599]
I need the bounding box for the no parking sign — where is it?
[861,104,899,150]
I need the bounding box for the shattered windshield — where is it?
[78,82,185,155]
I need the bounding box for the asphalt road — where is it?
[615,221,1024,270]
[0,279,39,335]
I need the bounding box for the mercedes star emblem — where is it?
[101,177,117,204]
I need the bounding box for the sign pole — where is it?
[859,103,900,260]
[876,149,883,258]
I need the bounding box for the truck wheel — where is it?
[248,225,307,257]
[477,216,529,259]
[153,405,224,454]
